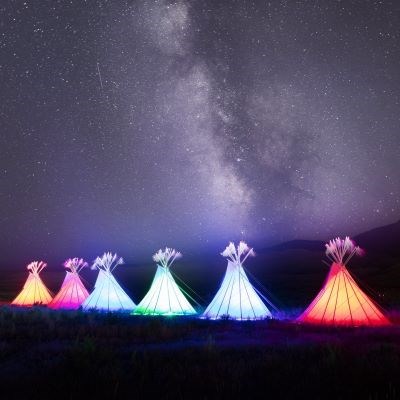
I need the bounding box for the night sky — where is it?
[1,0,399,265]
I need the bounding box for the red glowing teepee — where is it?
[49,258,89,310]
[298,237,390,327]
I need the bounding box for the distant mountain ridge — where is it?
[354,219,400,256]
[261,220,400,255]
[267,240,325,252]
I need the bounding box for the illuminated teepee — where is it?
[49,258,89,310]
[11,261,53,306]
[202,242,273,320]
[134,248,197,316]
[298,237,390,327]
[82,252,136,312]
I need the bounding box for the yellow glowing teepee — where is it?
[11,261,53,306]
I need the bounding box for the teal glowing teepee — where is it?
[82,252,136,312]
[202,242,273,320]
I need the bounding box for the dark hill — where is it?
[258,219,400,255]
[263,239,325,253]
[354,219,400,256]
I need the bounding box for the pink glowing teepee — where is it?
[298,237,390,327]
[11,261,53,306]
[49,258,89,310]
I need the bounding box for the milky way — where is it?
[1,0,399,264]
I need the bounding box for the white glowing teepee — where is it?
[11,261,53,306]
[298,237,390,326]
[202,242,273,320]
[134,248,197,316]
[49,258,89,310]
[82,252,136,312]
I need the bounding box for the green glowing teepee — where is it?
[133,248,197,316]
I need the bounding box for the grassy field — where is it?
[0,307,400,399]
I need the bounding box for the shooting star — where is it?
[96,62,104,90]
[96,62,106,150]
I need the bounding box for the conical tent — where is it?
[134,248,197,316]
[298,237,390,327]
[11,261,53,306]
[49,258,89,310]
[202,242,273,320]
[82,252,136,312]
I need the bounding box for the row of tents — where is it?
[9,238,391,327]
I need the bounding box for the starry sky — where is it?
[1,0,399,265]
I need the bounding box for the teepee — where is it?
[82,252,136,312]
[134,248,197,316]
[298,237,390,326]
[202,242,273,320]
[49,258,89,310]
[11,261,53,306]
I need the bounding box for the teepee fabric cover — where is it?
[298,237,390,327]
[82,252,136,312]
[49,258,89,310]
[134,248,197,316]
[202,242,272,320]
[11,261,53,306]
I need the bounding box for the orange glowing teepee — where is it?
[49,258,89,310]
[11,261,53,306]
[298,237,390,327]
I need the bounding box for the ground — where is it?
[0,307,400,399]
